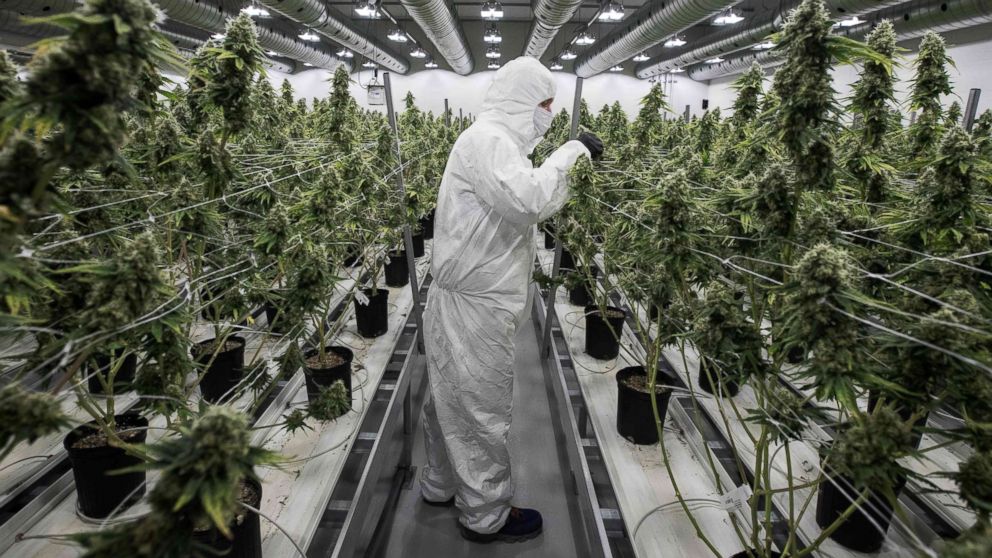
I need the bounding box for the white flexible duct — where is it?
[399,0,474,75]
[688,0,992,80]
[574,0,744,78]
[253,0,408,73]
[0,0,81,13]
[0,8,60,47]
[151,0,348,71]
[158,27,298,73]
[638,0,944,77]
[523,0,585,58]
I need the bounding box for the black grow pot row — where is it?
[696,357,741,398]
[815,458,906,553]
[412,232,425,258]
[616,366,675,445]
[263,302,293,335]
[195,336,247,404]
[384,250,409,287]
[420,210,435,240]
[303,345,354,410]
[584,305,625,360]
[193,477,263,558]
[567,266,599,307]
[354,287,389,338]
[543,226,555,249]
[86,349,137,395]
[64,413,148,519]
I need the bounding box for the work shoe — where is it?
[458,507,543,543]
[422,496,455,507]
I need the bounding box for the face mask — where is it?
[533,106,553,137]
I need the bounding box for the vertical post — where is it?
[541,76,584,358]
[444,98,450,127]
[384,72,426,354]
[963,88,981,131]
[683,104,690,122]
[909,111,917,126]
[459,108,464,131]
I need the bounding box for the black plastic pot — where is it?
[354,288,389,338]
[344,246,362,268]
[815,461,906,553]
[420,210,435,240]
[729,551,782,558]
[543,227,555,249]
[195,336,247,403]
[616,366,675,445]
[87,349,137,394]
[303,346,353,409]
[584,305,625,360]
[786,345,806,364]
[194,477,263,558]
[568,266,599,307]
[412,232,425,258]
[384,250,409,287]
[697,357,740,397]
[559,248,576,273]
[868,391,927,450]
[64,413,148,519]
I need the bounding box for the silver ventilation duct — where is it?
[399,0,474,75]
[574,0,743,78]
[254,0,408,73]
[0,9,60,47]
[158,26,299,74]
[0,0,80,13]
[689,0,992,81]
[152,0,348,72]
[523,0,585,59]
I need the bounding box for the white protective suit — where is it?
[420,56,591,534]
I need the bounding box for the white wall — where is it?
[708,36,992,121]
[269,64,710,121]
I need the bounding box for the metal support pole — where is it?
[384,72,426,354]
[459,108,464,131]
[964,88,981,131]
[541,76,583,358]
[683,104,690,122]
[910,111,917,126]
[444,98,450,127]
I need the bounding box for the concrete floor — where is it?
[371,318,581,558]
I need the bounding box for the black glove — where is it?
[577,132,604,160]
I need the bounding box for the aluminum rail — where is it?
[254,0,408,74]
[688,0,992,80]
[151,0,349,71]
[523,0,585,59]
[398,0,474,75]
[574,0,743,78]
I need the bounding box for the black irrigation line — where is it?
[0,267,372,535]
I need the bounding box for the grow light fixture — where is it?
[211,33,226,41]
[609,65,623,72]
[835,16,864,27]
[303,62,314,67]
[488,61,501,69]
[481,1,504,20]
[425,58,438,69]
[713,9,743,25]
[484,26,502,44]
[410,47,428,59]
[388,29,408,42]
[752,40,774,50]
[550,59,564,70]
[485,46,500,59]
[633,52,649,62]
[265,50,278,57]
[241,6,270,17]
[560,49,577,60]
[668,66,685,73]
[664,36,686,47]
[705,56,725,64]
[362,60,378,68]
[354,1,380,18]
[298,30,320,42]
[337,48,355,58]
[575,32,596,46]
[598,1,624,21]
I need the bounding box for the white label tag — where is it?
[720,484,753,514]
[355,290,370,306]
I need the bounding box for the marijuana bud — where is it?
[308,380,350,422]
[0,383,70,452]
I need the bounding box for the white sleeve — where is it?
[467,138,591,226]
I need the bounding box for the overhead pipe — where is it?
[253,0,408,73]
[637,0,912,78]
[398,0,474,75]
[688,0,992,81]
[573,0,744,78]
[0,0,80,13]
[151,0,348,71]
[523,0,585,59]
[158,26,298,73]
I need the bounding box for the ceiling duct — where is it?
[0,9,60,48]
[253,0,408,73]
[398,0,474,75]
[523,0,585,59]
[152,0,348,71]
[689,0,992,80]
[0,0,80,13]
[574,0,743,78]
[637,0,912,77]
